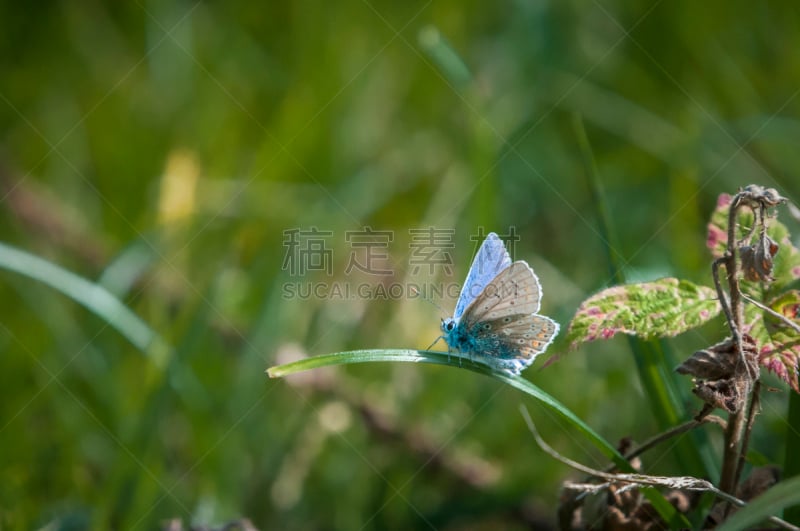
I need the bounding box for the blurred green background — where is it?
[1,1,799,529]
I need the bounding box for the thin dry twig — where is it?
[711,188,779,496]
[734,381,761,491]
[602,415,726,474]
[712,257,736,338]
[742,293,800,334]
[519,405,799,531]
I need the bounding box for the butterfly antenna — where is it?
[410,286,450,354]
[410,285,446,317]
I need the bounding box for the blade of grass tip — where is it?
[0,242,168,364]
[571,114,707,475]
[98,237,159,297]
[267,349,628,456]
[418,25,472,88]
[267,349,440,378]
[715,476,800,531]
[417,24,498,232]
[784,392,800,525]
[572,113,623,285]
[268,348,690,527]
[268,349,620,456]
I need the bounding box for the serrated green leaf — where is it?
[707,193,737,258]
[764,219,800,293]
[759,290,800,392]
[744,303,770,345]
[743,292,800,393]
[567,278,721,348]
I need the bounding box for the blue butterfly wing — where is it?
[468,314,560,375]
[453,233,512,320]
[460,261,559,374]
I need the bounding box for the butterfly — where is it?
[440,232,559,375]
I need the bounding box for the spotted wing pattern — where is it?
[466,314,560,374]
[458,259,558,375]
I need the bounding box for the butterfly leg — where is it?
[446,345,460,367]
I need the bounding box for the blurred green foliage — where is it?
[1,1,799,528]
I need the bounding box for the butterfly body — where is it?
[441,233,559,375]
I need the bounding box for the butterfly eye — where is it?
[445,320,455,331]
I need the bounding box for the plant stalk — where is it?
[718,194,755,496]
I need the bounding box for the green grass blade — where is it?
[572,113,623,284]
[98,237,159,297]
[269,348,690,527]
[269,348,620,458]
[784,392,800,524]
[716,476,800,531]
[572,114,708,476]
[418,25,472,88]
[0,242,166,358]
[268,348,437,377]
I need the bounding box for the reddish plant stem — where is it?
[734,381,761,490]
[718,195,749,496]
